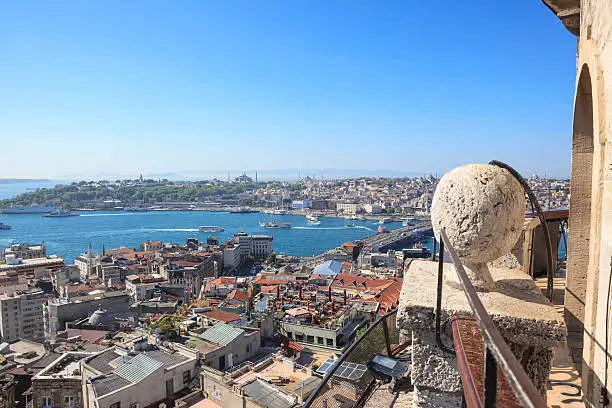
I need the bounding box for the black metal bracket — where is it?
[489,160,555,301]
[435,237,455,354]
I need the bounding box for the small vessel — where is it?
[305,214,319,223]
[41,209,79,218]
[379,217,393,224]
[344,215,359,220]
[260,220,291,229]
[0,223,11,230]
[230,207,259,214]
[1,205,58,214]
[125,207,149,212]
[346,222,356,228]
[199,226,224,232]
[377,225,388,234]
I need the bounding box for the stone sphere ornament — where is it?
[431,163,525,289]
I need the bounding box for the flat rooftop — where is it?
[233,357,311,391]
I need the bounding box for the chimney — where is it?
[328,286,332,302]
[343,289,347,305]
[299,283,302,300]
[276,286,280,300]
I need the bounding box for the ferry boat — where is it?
[125,207,149,212]
[260,220,291,229]
[41,209,79,218]
[379,217,393,224]
[199,226,224,232]
[0,223,11,230]
[1,205,58,214]
[305,214,319,223]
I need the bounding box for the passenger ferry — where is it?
[260,220,291,229]
[41,209,79,217]
[199,226,224,232]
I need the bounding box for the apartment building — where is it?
[81,343,198,408]
[0,290,46,341]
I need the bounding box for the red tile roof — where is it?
[203,309,241,323]
[226,289,248,302]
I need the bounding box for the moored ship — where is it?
[41,209,79,218]
[1,205,58,214]
[230,207,259,214]
[260,220,291,229]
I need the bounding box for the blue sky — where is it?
[0,1,576,179]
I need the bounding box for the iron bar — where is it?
[435,238,454,353]
[489,160,555,301]
[440,228,547,408]
[382,318,392,356]
[432,238,437,261]
[483,347,498,408]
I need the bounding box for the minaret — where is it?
[255,172,258,183]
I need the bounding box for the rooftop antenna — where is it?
[255,172,258,183]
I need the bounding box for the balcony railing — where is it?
[301,308,404,408]
[437,229,547,408]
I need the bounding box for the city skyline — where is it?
[1,1,576,179]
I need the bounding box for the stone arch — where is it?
[565,63,594,336]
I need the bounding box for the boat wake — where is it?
[294,225,374,231]
[139,228,200,232]
[80,213,133,217]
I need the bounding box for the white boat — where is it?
[305,214,319,223]
[125,207,149,212]
[0,223,10,230]
[41,209,79,218]
[379,217,393,224]
[199,226,224,232]
[260,220,291,229]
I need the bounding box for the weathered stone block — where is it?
[397,260,566,407]
[412,386,462,408]
[411,330,461,392]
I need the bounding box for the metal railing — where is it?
[301,308,402,408]
[437,229,547,408]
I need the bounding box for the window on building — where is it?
[327,338,334,347]
[183,370,191,385]
[109,402,121,408]
[306,335,314,343]
[43,396,52,408]
[246,344,251,353]
[64,396,74,407]
[317,337,324,345]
